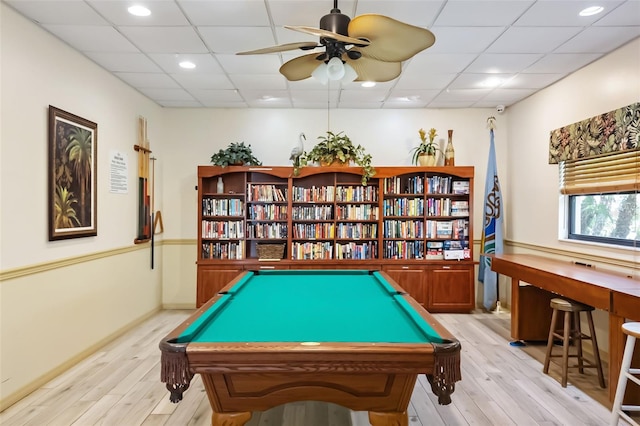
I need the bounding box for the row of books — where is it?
[336,223,378,239]
[335,204,379,220]
[201,242,244,260]
[426,219,469,239]
[292,205,333,220]
[335,185,378,202]
[247,204,287,221]
[382,176,469,195]
[291,242,333,260]
[202,220,244,239]
[382,240,426,260]
[336,241,378,260]
[247,184,287,202]
[426,240,471,260]
[247,223,287,239]
[202,198,244,217]
[383,220,424,238]
[292,185,335,202]
[383,198,424,217]
[292,223,335,239]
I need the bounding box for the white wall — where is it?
[0,5,164,406]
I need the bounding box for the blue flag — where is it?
[478,128,504,310]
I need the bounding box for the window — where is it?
[560,150,639,248]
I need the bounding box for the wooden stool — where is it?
[543,298,605,388]
[610,322,640,426]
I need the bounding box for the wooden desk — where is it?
[490,253,640,403]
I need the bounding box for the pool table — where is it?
[160,270,461,426]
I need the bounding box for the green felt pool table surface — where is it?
[178,270,443,344]
[160,269,461,426]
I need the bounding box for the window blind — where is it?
[560,149,640,195]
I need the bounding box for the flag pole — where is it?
[486,117,501,314]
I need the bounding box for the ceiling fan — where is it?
[237,0,436,84]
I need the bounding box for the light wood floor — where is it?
[0,309,629,426]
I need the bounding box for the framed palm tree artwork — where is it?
[48,106,98,240]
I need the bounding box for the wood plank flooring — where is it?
[0,310,629,426]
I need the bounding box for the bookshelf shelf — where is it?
[196,165,475,312]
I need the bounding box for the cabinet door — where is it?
[197,267,243,307]
[383,266,426,305]
[426,265,474,312]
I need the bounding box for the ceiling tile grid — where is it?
[4,0,639,108]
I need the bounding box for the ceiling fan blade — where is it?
[280,53,324,81]
[237,42,320,55]
[344,54,402,82]
[348,14,435,62]
[285,25,370,46]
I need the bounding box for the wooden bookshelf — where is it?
[196,165,475,312]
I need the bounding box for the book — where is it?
[426,241,444,259]
[452,181,470,195]
[435,221,453,239]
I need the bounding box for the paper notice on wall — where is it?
[109,150,128,194]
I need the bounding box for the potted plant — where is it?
[210,142,262,166]
[410,128,439,166]
[298,131,375,185]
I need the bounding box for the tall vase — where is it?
[444,129,455,166]
[216,176,224,193]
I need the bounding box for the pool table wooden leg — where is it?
[369,410,408,426]
[211,411,252,426]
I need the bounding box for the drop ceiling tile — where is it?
[404,53,478,74]
[482,88,537,103]
[394,73,457,91]
[354,1,445,27]
[88,1,190,26]
[178,0,270,26]
[171,74,235,90]
[290,89,339,104]
[513,1,624,27]
[433,88,492,101]
[84,52,162,72]
[524,53,603,73]
[595,1,640,26]
[449,73,516,90]
[118,26,208,53]
[229,74,288,90]
[137,88,197,101]
[339,90,388,103]
[114,72,181,89]
[555,26,640,53]
[434,1,534,26]
[386,89,440,104]
[148,53,224,74]
[198,27,276,54]
[191,89,244,103]
[428,27,507,53]
[427,100,476,108]
[158,100,204,107]
[216,54,283,74]
[466,53,543,73]
[486,26,583,53]
[269,1,356,27]
[42,25,139,52]
[5,1,108,25]
[501,73,565,89]
[338,101,383,109]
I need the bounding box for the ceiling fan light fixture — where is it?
[312,63,329,85]
[342,63,357,83]
[326,57,345,80]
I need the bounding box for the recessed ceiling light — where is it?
[128,5,151,17]
[361,81,376,88]
[579,6,604,16]
[481,77,503,88]
[179,61,196,69]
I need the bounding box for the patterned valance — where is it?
[548,102,640,164]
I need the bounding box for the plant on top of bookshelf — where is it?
[298,131,375,185]
[210,142,262,166]
[410,128,440,166]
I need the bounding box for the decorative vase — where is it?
[216,176,224,193]
[444,130,455,166]
[418,153,437,166]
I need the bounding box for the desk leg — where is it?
[369,411,408,426]
[211,411,252,426]
[510,277,520,339]
[609,314,640,406]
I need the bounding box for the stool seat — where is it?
[550,297,594,312]
[543,297,605,389]
[610,322,640,426]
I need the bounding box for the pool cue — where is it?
[134,117,152,243]
[150,156,157,269]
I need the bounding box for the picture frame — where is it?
[48,106,98,240]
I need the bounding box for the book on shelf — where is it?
[450,200,469,216]
[443,240,470,260]
[435,221,453,239]
[452,181,470,195]
[426,241,444,260]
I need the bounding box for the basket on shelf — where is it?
[257,243,285,260]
